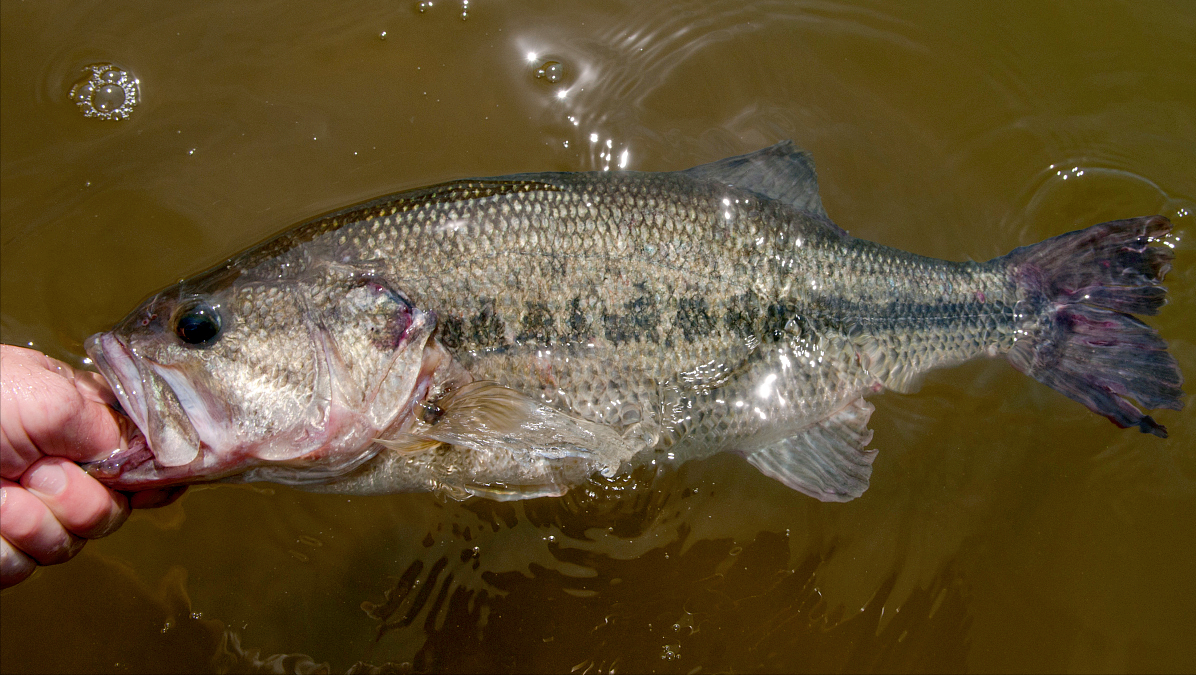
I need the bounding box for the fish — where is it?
[82,142,1184,502]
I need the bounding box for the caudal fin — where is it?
[1003,215,1184,437]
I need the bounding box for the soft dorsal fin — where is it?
[681,141,828,219]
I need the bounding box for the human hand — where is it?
[1,344,183,588]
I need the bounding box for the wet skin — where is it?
[0,345,181,588]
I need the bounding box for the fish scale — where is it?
[83,142,1183,501]
[364,171,1012,450]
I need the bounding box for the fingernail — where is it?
[26,463,67,496]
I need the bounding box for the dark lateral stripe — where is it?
[604,295,661,345]
[440,288,1017,353]
[675,296,717,342]
[469,297,507,348]
[516,301,555,343]
[814,299,1015,330]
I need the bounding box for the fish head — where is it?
[84,261,441,489]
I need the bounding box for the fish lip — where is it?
[84,332,150,437]
[83,332,164,481]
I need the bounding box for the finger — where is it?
[69,367,120,408]
[22,457,130,539]
[1,346,126,472]
[1,536,36,589]
[128,485,188,510]
[0,478,84,565]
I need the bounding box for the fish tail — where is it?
[1001,215,1184,437]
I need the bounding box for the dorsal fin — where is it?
[681,141,828,218]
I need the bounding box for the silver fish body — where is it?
[84,143,1183,501]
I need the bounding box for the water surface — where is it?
[2,1,1194,672]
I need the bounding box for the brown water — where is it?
[2,1,1194,672]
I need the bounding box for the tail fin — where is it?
[1003,216,1184,437]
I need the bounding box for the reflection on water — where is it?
[1,0,1194,673]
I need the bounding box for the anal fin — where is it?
[745,398,878,502]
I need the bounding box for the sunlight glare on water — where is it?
[1,1,1193,673]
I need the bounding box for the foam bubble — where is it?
[69,64,139,121]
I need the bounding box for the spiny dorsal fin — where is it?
[744,398,878,502]
[681,141,830,220]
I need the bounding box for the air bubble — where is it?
[535,60,565,83]
[94,84,126,112]
[69,64,139,121]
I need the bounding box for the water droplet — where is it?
[69,64,139,121]
[535,60,564,83]
[418,0,432,12]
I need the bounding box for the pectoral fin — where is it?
[377,381,639,499]
[745,398,877,502]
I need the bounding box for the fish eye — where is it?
[173,299,222,345]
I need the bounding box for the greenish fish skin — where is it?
[83,143,1183,502]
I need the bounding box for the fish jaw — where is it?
[81,330,368,489]
[86,330,221,467]
[82,320,446,490]
[85,333,149,440]
[83,331,222,487]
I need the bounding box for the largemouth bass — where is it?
[83,142,1184,501]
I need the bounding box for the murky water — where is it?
[2,1,1194,672]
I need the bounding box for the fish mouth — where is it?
[85,332,221,472]
[85,332,150,437]
[83,332,159,481]
[81,311,449,488]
